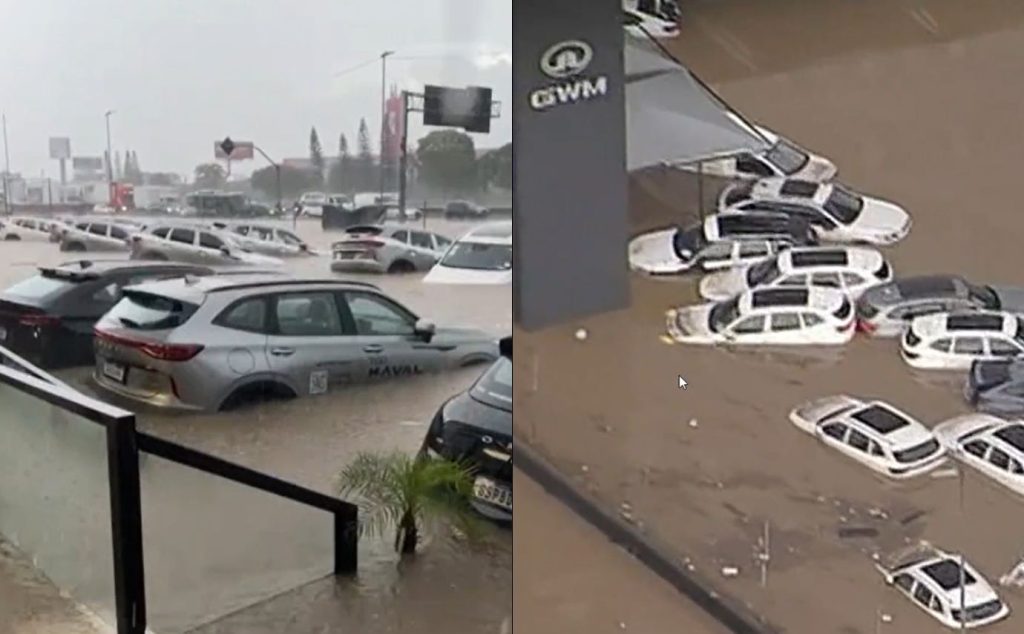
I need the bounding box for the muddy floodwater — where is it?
[519,1,1024,633]
[0,216,511,633]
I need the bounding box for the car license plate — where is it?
[473,477,512,511]
[102,360,127,384]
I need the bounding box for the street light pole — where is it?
[379,50,395,202]
[105,110,116,205]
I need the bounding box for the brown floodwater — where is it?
[518,1,1024,632]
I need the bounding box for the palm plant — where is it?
[336,451,481,555]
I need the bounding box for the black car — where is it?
[0,260,215,369]
[422,336,512,521]
[443,200,490,219]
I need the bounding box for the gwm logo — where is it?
[530,39,609,112]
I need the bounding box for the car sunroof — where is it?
[751,288,809,308]
[851,405,910,434]
[779,180,819,198]
[896,276,957,297]
[921,560,976,591]
[947,314,1003,331]
[791,250,848,268]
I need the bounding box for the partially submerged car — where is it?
[935,413,1024,498]
[129,224,283,266]
[720,178,911,246]
[628,213,817,275]
[901,311,1024,371]
[698,246,891,302]
[226,223,318,257]
[421,335,512,521]
[0,217,60,242]
[788,396,946,479]
[60,220,137,252]
[331,225,453,274]
[423,221,512,285]
[856,275,1024,338]
[666,287,855,346]
[684,122,837,182]
[966,360,1024,416]
[878,542,1009,629]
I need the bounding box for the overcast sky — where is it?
[0,0,511,179]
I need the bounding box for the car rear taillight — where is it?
[856,319,878,334]
[19,313,60,327]
[95,329,204,362]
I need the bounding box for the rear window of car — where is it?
[3,274,78,301]
[105,291,200,330]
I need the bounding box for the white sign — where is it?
[49,137,71,160]
[530,39,608,112]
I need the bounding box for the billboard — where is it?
[49,137,72,160]
[381,88,404,163]
[423,85,493,134]
[72,157,105,171]
[213,140,254,160]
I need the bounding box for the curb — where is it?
[515,438,778,634]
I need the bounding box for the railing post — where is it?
[334,505,359,575]
[107,418,147,634]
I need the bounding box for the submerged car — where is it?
[226,223,318,257]
[623,0,680,39]
[720,178,911,246]
[901,311,1024,371]
[699,246,891,302]
[789,396,946,479]
[878,543,1009,629]
[856,275,1024,338]
[0,217,60,242]
[666,287,855,346]
[966,359,1024,416]
[129,224,283,266]
[684,122,837,183]
[93,275,499,412]
[423,221,512,285]
[628,213,816,275]
[331,225,453,274]
[60,221,137,252]
[421,336,512,521]
[0,260,219,368]
[935,413,1024,498]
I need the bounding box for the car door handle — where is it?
[363,344,384,354]
[270,347,295,357]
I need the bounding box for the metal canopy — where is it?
[624,39,769,172]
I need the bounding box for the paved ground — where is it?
[519,1,1024,632]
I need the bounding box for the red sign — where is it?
[382,88,404,163]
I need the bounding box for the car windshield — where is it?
[893,438,940,463]
[746,258,781,286]
[823,185,864,224]
[764,139,809,175]
[440,242,512,271]
[968,284,1000,309]
[277,231,304,246]
[708,298,741,333]
[672,226,706,260]
[472,357,512,411]
[3,273,78,301]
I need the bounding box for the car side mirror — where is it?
[414,319,436,342]
[219,246,232,256]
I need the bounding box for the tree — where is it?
[193,163,227,189]
[336,452,480,556]
[328,133,353,193]
[477,142,512,190]
[338,132,349,157]
[416,130,478,193]
[250,164,320,200]
[309,126,325,185]
[356,118,375,191]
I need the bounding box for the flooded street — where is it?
[519,1,1024,633]
[0,216,511,633]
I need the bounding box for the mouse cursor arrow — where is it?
[678,376,688,389]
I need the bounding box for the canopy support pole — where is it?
[697,160,705,220]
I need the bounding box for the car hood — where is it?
[933,414,1003,447]
[628,229,683,272]
[792,395,863,424]
[698,268,748,301]
[989,285,1024,312]
[851,198,910,234]
[443,391,512,437]
[423,265,512,285]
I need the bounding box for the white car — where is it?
[665,287,855,346]
[935,414,1024,498]
[423,221,511,285]
[901,311,1024,371]
[699,246,891,302]
[381,206,424,221]
[721,178,911,246]
[226,224,318,257]
[879,543,1010,629]
[0,217,59,242]
[129,225,283,267]
[623,0,679,39]
[300,192,345,217]
[629,214,817,275]
[685,123,837,183]
[788,395,947,479]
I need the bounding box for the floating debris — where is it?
[838,526,880,539]
[868,507,889,520]
[580,464,590,473]
[574,328,589,341]
[1000,559,1024,588]
[688,418,699,428]
[721,566,740,577]
[930,467,959,479]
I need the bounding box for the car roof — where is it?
[914,311,1015,339]
[460,221,512,245]
[779,247,881,273]
[123,274,381,305]
[863,275,966,307]
[843,402,932,448]
[707,213,806,239]
[46,259,207,276]
[751,178,828,203]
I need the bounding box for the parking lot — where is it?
[518,1,1024,632]
[0,215,511,632]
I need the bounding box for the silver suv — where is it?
[60,220,137,252]
[93,275,499,412]
[129,224,283,266]
[331,225,453,274]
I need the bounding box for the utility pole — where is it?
[398,91,411,217]
[105,110,116,205]
[378,50,395,202]
[2,113,10,215]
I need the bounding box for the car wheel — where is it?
[387,260,416,274]
[220,381,296,411]
[64,242,86,252]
